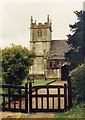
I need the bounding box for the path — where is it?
[0,81,67,119]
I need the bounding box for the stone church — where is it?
[29,15,69,80]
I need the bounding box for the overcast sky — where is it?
[0,0,83,49]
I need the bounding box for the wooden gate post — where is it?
[64,83,67,111]
[29,82,32,113]
[25,83,28,113]
[68,77,72,109]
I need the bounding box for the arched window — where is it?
[38,30,42,37]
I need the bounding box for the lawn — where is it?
[23,79,55,87]
[54,103,85,118]
[32,79,54,86]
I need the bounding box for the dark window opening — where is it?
[38,30,42,37]
[52,61,56,68]
[50,62,52,68]
[49,61,56,68]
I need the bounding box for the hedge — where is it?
[70,64,85,105]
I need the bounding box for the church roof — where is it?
[46,40,70,59]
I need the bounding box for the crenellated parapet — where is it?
[30,15,52,31]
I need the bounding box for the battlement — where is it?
[30,15,52,29]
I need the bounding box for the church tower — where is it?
[29,15,52,79]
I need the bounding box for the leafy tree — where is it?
[2,44,35,85]
[65,10,85,70]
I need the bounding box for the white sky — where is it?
[0,0,83,49]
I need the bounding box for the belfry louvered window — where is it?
[38,30,42,37]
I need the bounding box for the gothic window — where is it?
[43,31,47,36]
[38,30,42,37]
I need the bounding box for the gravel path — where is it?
[1,81,67,119]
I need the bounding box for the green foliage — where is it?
[2,44,35,85]
[33,79,54,86]
[65,49,82,70]
[65,10,85,70]
[23,79,55,87]
[54,103,84,118]
[70,64,85,105]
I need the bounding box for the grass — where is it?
[32,79,54,86]
[54,103,85,118]
[23,79,54,87]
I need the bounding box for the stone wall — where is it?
[29,57,44,75]
[45,69,61,79]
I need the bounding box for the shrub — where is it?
[70,64,85,105]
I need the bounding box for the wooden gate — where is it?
[29,82,70,113]
[0,83,28,113]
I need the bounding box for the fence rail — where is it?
[29,82,68,113]
[0,78,72,113]
[0,83,28,113]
